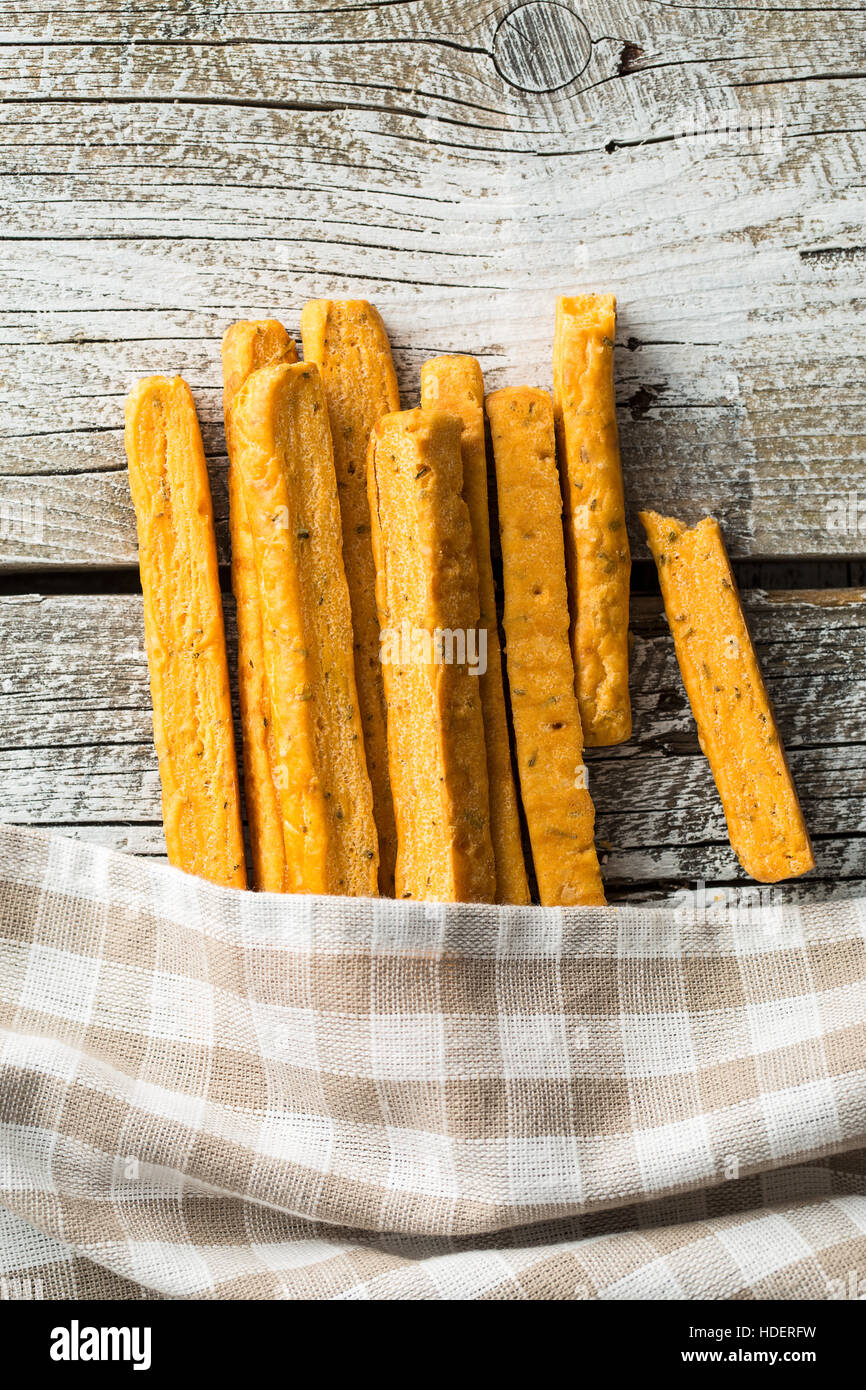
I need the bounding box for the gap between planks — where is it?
[1,587,863,904]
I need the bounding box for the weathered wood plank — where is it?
[2,589,863,901]
[1,1,866,565]
[0,0,863,119]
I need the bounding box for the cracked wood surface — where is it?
[1,0,866,565]
[2,588,863,902]
[0,0,863,895]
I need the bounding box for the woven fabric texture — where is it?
[1,825,864,1300]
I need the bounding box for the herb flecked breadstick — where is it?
[231,361,378,896]
[421,356,529,905]
[641,510,814,883]
[125,376,246,888]
[367,408,496,903]
[486,387,605,907]
[300,299,400,895]
[553,294,631,746]
[222,320,297,892]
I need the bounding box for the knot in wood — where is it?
[492,2,592,94]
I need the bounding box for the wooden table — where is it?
[2,0,864,903]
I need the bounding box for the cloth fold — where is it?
[1,824,864,1299]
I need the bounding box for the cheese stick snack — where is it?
[367,408,496,903]
[222,321,298,891]
[641,511,814,883]
[300,299,400,894]
[232,361,378,896]
[421,356,529,905]
[487,387,605,907]
[553,294,631,746]
[125,376,246,888]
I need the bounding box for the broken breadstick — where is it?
[367,407,496,903]
[300,299,400,895]
[421,355,529,905]
[486,386,606,907]
[553,294,631,746]
[125,375,246,888]
[231,360,378,896]
[222,320,298,892]
[640,510,814,883]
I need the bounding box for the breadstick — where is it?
[125,376,246,888]
[367,408,496,903]
[486,387,605,907]
[231,361,378,896]
[553,294,631,746]
[421,356,529,905]
[222,320,297,892]
[300,299,400,894]
[640,510,814,883]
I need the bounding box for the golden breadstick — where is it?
[367,408,496,903]
[553,294,631,746]
[421,356,529,905]
[640,511,814,883]
[487,387,605,907]
[222,320,297,891]
[300,299,400,894]
[232,361,378,896]
[125,376,246,888]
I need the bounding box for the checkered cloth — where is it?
[1,825,865,1301]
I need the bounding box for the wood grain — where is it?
[3,587,862,901]
[1,1,866,565]
[1,1,864,900]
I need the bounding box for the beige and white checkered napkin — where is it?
[1,823,865,1301]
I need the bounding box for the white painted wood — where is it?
[1,2,866,564]
[2,590,862,898]
[492,3,593,92]
[1,2,864,899]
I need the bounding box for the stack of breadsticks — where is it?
[125,295,813,904]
